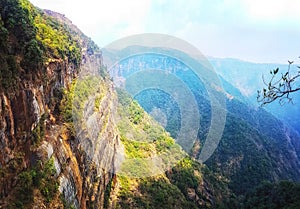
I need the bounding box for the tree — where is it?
[257,59,300,106]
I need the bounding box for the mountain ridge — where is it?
[110,51,300,194]
[0,1,299,208]
[0,1,230,208]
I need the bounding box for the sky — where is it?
[29,0,300,64]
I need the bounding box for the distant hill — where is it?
[1,0,299,208]
[110,51,300,197]
[209,57,300,134]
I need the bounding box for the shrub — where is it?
[13,157,59,207]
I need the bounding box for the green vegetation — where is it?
[60,195,76,209]
[112,89,229,208]
[114,53,300,208]
[117,176,196,209]
[99,65,110,80]
[123,54,300,207]
[21,38,43,70]
[31,113,47,146]
[60,76,104,136]
[169,157,231,209]
[94,94,102,110]
[170,158,201,193]
[129,100,144,124]
[116,157,229,209]
[14,169,36,207]
[1,0,43,74]
[117,89,145,125]
[0,0,82,91]
[135,89,181,138]
[60,81,76,124]
[3,1,299,209]
[116,90,190,207]
[104,178,114,209]
[138,178,196,209]
[35,11,81,66]
[0,15,8,49]
[120,136,154,158]
[0,55,19,90]
[116,89,185,177]
[206,114,274,195]
[39,158,59,202]
[12,157,59,208]
[243,181,300,209]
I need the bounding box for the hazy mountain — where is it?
[0,1,229,208]
[0,1,299,208]
[209,57,300,134]
[111,51,300,196]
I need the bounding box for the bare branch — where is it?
[258,60,300,106]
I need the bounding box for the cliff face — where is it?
[0,55,77,192]
[61,52,123,209]
[5,1,299,209]
[0,2,230,208]
[0,55,81,208]
[0,1,121,208]
[111,52,300,195]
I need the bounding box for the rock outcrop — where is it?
[0,3,121,208]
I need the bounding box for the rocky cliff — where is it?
[3,1,299,209]
[0,1,122,208]
[0,1,232,208]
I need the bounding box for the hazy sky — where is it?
[30,0,300,63]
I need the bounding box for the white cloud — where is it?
[243,0,300,22]
[29,0,300,63]
[30,0,151,45]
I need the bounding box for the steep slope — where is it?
[1,1,299,208]
[0,1,232,209]
[0,1,119,208]
[106,90,230,209]
[209,57,300,134]
[243,181,300,209]
[110,52,300,197]
[0,0,82,207]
